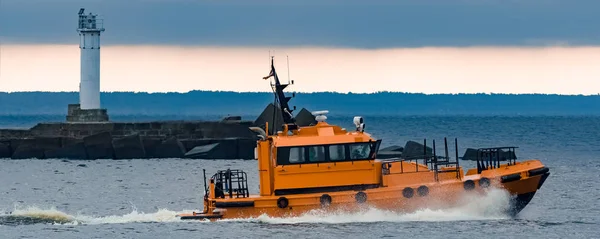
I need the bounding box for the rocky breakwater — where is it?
[0,104,318,160]
[0,117,259,160]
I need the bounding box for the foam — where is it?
[0,188,512,226]
[223,188,512,224]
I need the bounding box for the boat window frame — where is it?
[276,140,382,166]
[288,146,306,164]
[328,144,346,161]
[307,145,327,163]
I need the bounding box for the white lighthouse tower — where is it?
[78,8,104,110]
[67,8,109,122]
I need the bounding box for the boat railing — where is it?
[380,138,461,181]
[380,155,435,173]
[431,138,461,181]
[211,169,250,199]
[475,146,518,174]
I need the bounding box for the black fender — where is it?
[402,187,414,198]
[479,177,491,188]
[355,191,367,203]
[277,197,289,208]
[528,167,549,177]
[501,173,522,183]
[320,194,332,207]
[417,186,429,197]
[464,180,475,190]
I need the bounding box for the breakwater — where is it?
[0,119,257,160]
[0,104,317,160]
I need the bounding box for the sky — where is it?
[1,0,600,94]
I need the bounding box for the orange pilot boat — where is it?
[177,58,550,221]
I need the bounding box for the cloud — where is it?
[1,0,599,48]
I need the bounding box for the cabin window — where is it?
[308,146,326,162]
[329,144,346,161]
[277,147,305,165]
[276,140,381,165]
[289,147,305,163]
[350,143,372,160]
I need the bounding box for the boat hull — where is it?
[178,161,549,221]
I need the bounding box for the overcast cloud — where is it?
[1,0,599,48]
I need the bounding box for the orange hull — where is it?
[178,160,549,220]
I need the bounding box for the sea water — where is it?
[0,115,599,238]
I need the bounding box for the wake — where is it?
[0,188,512,226]
[0,207,193,226]
[224,187,513,224]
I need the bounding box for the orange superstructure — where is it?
[177,58,550,221]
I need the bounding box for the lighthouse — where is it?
[78,8,104,110]
[67,8,109,122]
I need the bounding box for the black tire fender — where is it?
[501,173,522,183]
[402,187,414,198]
[464,180,475,191]
[528,167,549,177]
[277,197,289,208]
[479,177,491,188]
[355,191,367,203]
[320,194,332,207]
[417,186,429,197]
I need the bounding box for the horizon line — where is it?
[2,90,600,96]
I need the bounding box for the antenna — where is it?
[287,55,291,85]
[268,50,272,70]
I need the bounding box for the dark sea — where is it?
[1,115,599,239]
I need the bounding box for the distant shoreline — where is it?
[2,90,600,96]
[1,91,599,116]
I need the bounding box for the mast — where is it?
[263,57,295,125]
